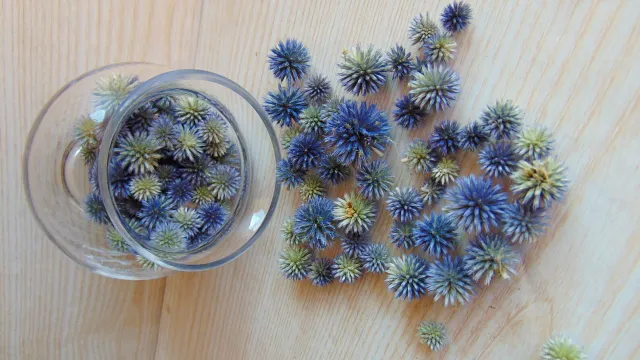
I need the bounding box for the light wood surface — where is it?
[2,1,639,359]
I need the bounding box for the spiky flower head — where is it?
[480,100,523,140]
[426,256,475,306]
[431,157,460,186]
[408,13,439,45]
[386,254,429,300]
[409,64,460,112]
[268,38,311,83]
[74,115,101,146]
[338,45,388,96]
[180,155,216,186]
[387,45,414,80]
[386,187,424,223]
[197,202,228,234]
[281,217,306,246]
[414,212,457,257]
[279,245,312,280]
[299,172,326,201]
[333,192,377,234]
[137,256,159,271]
[464,234,520,285]
[92,73,139,114]
[441,1,473,33]
[150,222,188,251]
[341,232,372,258]
[204,137,230,158]
[138,195,175,230]
[173,95,213,126]
[303,74,332,105]
[299,106,326,135]
[288,133,324,170]
[479,140,519,178]
[502,202,548,244]
[263,85,307,127]
[458,121,489,152]
[393,95,427,130]
[155,165,177,185]
[108,160,132,198]
[419,178,445,206]
[318,155,350,185]
[430,120,461,155]
[308,258,334,286]
[294,197,337,249]
[197,112,227,145]
[319,96,345,123]
[172,125,205,162]
[154,95,175,113]
[114,131,162,174]
[129,174,162,201]
[209,165,241,201]
[84,192,109,224]
[417,321,447,352]
[423,32,457,64]
[276,158,306,189]
[444,175,508,233]
[80,142,99,165]
[514,125,554,160]
[128,103,158,133]
[402,139,438,173]
[390,221,416,249]
[361,243,390,273]
[282,126,302,150]
[192,185,216,205]
[332,254,363,284]
[541,336,586,360]
[511,158,568,209]
[170,207,203,238]
[166,178,194,204]
[107,222,137,253]
[213,142,239,166]
[356,159,394,200]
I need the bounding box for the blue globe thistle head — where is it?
[279,245,312,280]
[319,95,346,123]
[84,192,109,224]
[150,222,188,251]
[153,95,176,113]
[197,201,228,235]
[92,73,139,115]
[361,243,391,273]
[464,233,521,285]
[281,217,307,246]
[128,103,158,133]
[401,139,438,174]
[423,31,457,64]
[444,175,508,233]
[170,207,203,238]
[502,202,548,244]
[74,115,101,146]
[341,232,372,258]
[479,140,520,178]
[155,165,178,186]
[389,221,416,249]
[514,125,555,160]
[409,64,460,112]
[338,45,388,96]
[299,106,326,135]
[414,212,457,257]
[541,335,586,360]
[480,100,523,140]
[419,178,445,206]
[293,196,337,250]
[108,159,132,198]
[332,253,363,284]
[263,85,307,128]
[325,101,391,166]
[426,255,475,307]
[317,155,350,185]
[268,38,311,83]
[179,155,216,187]
[431,157,460,186]
[408,13,439,45]
[417,321,447,352]
[138,195,176,230]
[197,112,227,145]
[303,74,332,105]
[385,254,429,301]
[393,95,427,130]
[355,159,394,200]
[308,257,334,287]
[430,120,461,155]
[386,187,424,223]
[173,94,213,126]
[458,121,489,152]
[166,178,195,205]
[333,192,377,235]
[287,133,324,170]
[128,173,162,201]
[209,164,241,201]
[282,126,302,150]
[172,124,205,162]
[114,131,163,175]
[192,185,217,205]
[299,172,326,202]
[511,157,569,209]
[387,44,414,80]
[276,158,306,190]
[441,1,473,33]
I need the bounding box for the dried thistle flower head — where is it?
[459,121,489,152]
[192,185,216,205]
[511,157,568,209]
[92,73,139,114]
[281,217,306,246]
[279,245,312,280]
[332,253,363,284]
[430,120,461,156]
[170,207,202,238]
[288,133,324,170]
[409,64,460,112]
[361,243,391,273]
[308,258,334,287]
[209,165,241,201]
[386,187,424,223]
[426,255,475,306]
[180,155,216,186]
[514,125,554,160]
[294,197,337,249]
[341,232,372,258]
[318,155,350,185]
[541,336,586,360]
[129,174,162,201]
[276,158,306,190]
[387,44,414,80]
[444,175,508,233]
[299,172,326,201]
[172,125,205,162]
[197,202,228,234]
[137,256,160,271]
[197,112,227,145]
[150,222,188,250]
[479,140,519,178]
[432,157,460,186]
[84,192,109,224]
[80,142,99,165]
[114,131,162,175]
[320,96,345,123]
[424,32,457,64]
[463,234,520,285]
[138,196,175,230]
[441,1,473,33]
[268,38,311,83]
[155,164,177,185]
[419,178,445,206]
[150,116,178,149]
[74,115,101,146]
[299,106,326,135]
[173,95,213,126]
[128,103,158,132]
[409,13,439,45]
[356,159,394,200]
[417,321,447,351]
[480,100,523,140]
[402,139,438,174]
[333,192,377,234]
[338,45,388,96]
[264,85,307,128]
[502,202,548,244]
[282,126,302,150]
[389,221,416,249]
[107,220,145,253]
[108,160,132,198]
[393,95,427,130]
[303,74,332,105]
[385,254,429,300]
[414,212,457,257]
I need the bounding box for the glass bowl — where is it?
[23,63,281,280]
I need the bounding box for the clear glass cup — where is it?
[23,63,281,280]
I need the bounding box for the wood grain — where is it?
[2,0,640,359]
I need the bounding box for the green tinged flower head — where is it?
[514,125,554,160]
[197,113,227,145]
[92,73,139,114]
[338,45,388,96]
[401,139,438,174]
[419,178,445,205]
[80,142,99,165]
[424,32,457,64]
[409,13,439,45]
[173,125,205,162]
[332,253,363,284]
[281,217,306,245]
[299,106,326,135]
[463,234,520,285]
[409,64,460,112]
[309,258,334,286]
[282,126,302,150]
[299,173,326,201]
[150,222,188,250]
[320,96,345,123]
[541,336,586,360]
[279,245,312,280]
[432,157,460,186]
[480,100,523,140]
[170,207,203,237]
[106,219,146,253]
[137,255,160,270]
[333,192,377,234]
[174,95,212,126]
[115,131,162,174]
[192,185,216,205]
[417,321,447,352]
[205,138,230,158]
[74,115,101,146]
[128,174,162,201]
[511,157,568,209]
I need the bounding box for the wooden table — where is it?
[2,1,639,359]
